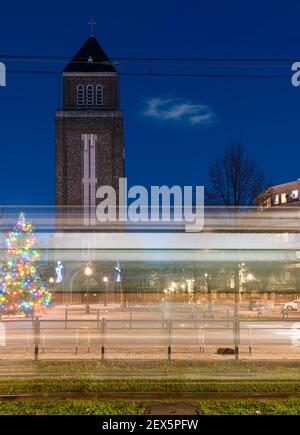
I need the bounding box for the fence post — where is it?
[97,309,100,329]
[167,318,172,362]
[101,318,106,362]
[33,317,40,361]
[75,331,79,355]
[130,310,133,329]
[199,326,205,353]
[199,307,204,319]
[26,333,30,352]
[192,305,197,329]
[248,327,252,355]
[87,329,91,353]
[64,308,68,330]
[234,318,240,361]
[41,331,46,354]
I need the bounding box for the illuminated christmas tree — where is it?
[0,213,52,315]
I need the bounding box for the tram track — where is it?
[1,391,300,401]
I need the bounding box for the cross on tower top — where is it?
[88,18,96,36]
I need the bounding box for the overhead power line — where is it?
[0,54,299,62]
[6,70,289,79]
[1,54,295,80]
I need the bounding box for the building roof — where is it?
[266,179,300,194]
[256,179,300,203]
[271,179,300,192]
[64,37,116,73]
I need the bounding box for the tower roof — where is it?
[64,37,116,73]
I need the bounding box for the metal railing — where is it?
[0,315,300,361]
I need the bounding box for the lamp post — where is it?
[48,277,55,303]
[103,276,109,306]
[163,282,176,301]
[205,273,212,311]
[170,282,176,301]
[234,266,240,318]
[84,265,92,314]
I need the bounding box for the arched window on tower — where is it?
[77,85,84,106]
[86,85,94,106]
[96,84,104,106]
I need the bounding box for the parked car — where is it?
[284,300,300,311]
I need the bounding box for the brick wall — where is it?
[55,72,124,207]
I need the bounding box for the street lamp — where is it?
[246,273,255,305]
[84,265,92,314]
[246,273,254,282]
[103,276,109,306]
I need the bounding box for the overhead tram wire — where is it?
[1,53,293,79]
[0,59,293,69]
[0,55,297,70]
[119,72,289,79]
[5,70,289,79]
[0,54,299,62]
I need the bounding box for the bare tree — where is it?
[207,141,268,206]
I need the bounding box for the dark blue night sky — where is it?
[1,0,300,205]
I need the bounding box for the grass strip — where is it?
[1,378,300,394]
[199,398,300,415]
[2,360,300,375]
[1,398,300,415]
[0,399,143,415]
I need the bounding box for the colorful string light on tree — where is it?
[0,213,52,315]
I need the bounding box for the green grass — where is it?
[1,361,300,415]
[199,399,300,415]
[0,399,143,415]
[31,360,300,375]
[1,398,300,415]
[1,377,300,394]
[2,360,300,376]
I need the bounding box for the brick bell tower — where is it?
[55,33,125,224]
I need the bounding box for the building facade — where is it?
[256,179,300,211]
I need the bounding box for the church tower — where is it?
[55,34,124,224]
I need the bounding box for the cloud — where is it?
[142,97,215,126]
